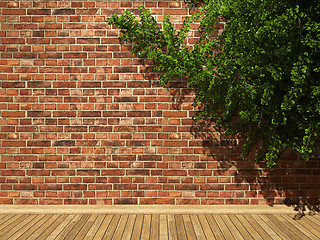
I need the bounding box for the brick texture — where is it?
[0,1,319,205]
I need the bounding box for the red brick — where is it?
[14,23,36,30]
[0,66,13,73]
[26,170,50,176]
[39,155,62,161]
[114,184,137,190]
[77,38,100,44]
[176,199,200,204]
[2,170,25,176]
[2,111,25,117]
[164,141,188,147]
[52,140,75,147]
[70,1,83,7]
[2,141,26,147]
[51,170,75,176]
[89,126,112,132]
[140,198,175,204]
[1,81,24,88]
[188,170,212,176]
[2,38,25,44]
[103,111,126,117]
[27,9,51,15]
[139,184,161,190]
[39,199,63,204]
[225,184,249,190]
[27,141,51,147]
[127,111,151,117]
[101,170,125,176]
[77,170,100,176]
[15,199,38,204]
[79,111,101,117]
[64,23,86,29]
[13,52,37,58]
[27,111,51,117]
[88,184,112,190]
[64,184,87,190]
[65,126,87,132]
[2,9,26,15]
[13,184,36,190]
[127,169,150,176]
[27,38,50,44]
[0,198,13,204]
[64,199,88,204]
[114,198,137,204]
[163,170,187,176]
[39,23,62,29]
[53,111,76,117]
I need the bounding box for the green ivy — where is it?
[107,0,320,168]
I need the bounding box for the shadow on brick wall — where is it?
[191,120,320,216]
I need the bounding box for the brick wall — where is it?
[0,0,319,205]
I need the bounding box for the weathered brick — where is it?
[52,140,75,147]
[15,199,38,204]
[27,9,51,15]
[77,170,100,176]
[65,126,87,132]
[52,9,75,15]
[39,184,63,190]
[27,111,51,117]
[64,184,87,190]
[127,111,151,117]
[140,198,175,204]
[127,169,150,176]
[27,141,51,147]
[114,198,137,204]
[13,184,36,190]
[13,52,37,59]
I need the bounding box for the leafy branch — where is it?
[107,0,320,168]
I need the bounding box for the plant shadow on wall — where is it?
[151,73,320,217]
[191,119,320,218]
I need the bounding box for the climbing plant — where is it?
[107,0,320,168]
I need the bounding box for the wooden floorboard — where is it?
[131,214,143,240]
[189,215,206,240]
[150,214,160,239]
[168,214,178,240]
[0,213,318,239]
[241,214,270,240]
[159,214,168,240]
[175,214,188,240]
[92,214,112,240]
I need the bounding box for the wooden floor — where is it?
[0,213,319,239]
